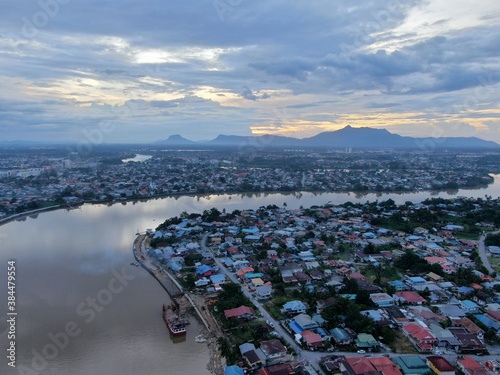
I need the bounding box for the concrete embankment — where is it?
[132,234,211,331]
[0,205,63,226]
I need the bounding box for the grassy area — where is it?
[389,331,418,354]
[263,300,286,320]
[331,252,352,261]
[455,232,480,240]
[488,257,500,273]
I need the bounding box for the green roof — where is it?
[354,333,379,348]
[393,356,429,375]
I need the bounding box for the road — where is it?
[201,233,500,370]
[477,231,499,276]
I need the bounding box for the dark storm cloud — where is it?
[0,0,499,142]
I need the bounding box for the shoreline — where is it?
[132,234,226,375]
[1,173,497,225]
[1,178,496,228]
[0,204,64,227]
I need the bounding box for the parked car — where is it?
[357,350,366,354]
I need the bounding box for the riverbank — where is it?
[3,171,500,227]
[0,204,63,226]
[132,234,226,375]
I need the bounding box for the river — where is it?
[1,175,499,374]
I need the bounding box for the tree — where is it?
[355,289,372,308]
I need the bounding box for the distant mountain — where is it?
[302,125,405,148]
[154,126,499,150]
[155,134,195,146]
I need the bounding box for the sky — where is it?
[1,0,500,143]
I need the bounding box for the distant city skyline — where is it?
[1,0,499,143]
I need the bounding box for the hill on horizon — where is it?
[154,126,499,150]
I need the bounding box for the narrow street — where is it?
[477,231,499,276]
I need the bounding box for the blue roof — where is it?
[474,314,500,331]
[458,286,474,293]
[225,365,244,375]
[330,327,352,341]
[210,274,227,284]
[283,300,307,311]
[289,321,304,334]
[390,280,406,287]
[244,272,264,279]
[361,310,383,321]
[461,300,479,308]
[408,277,426,284]
[196,264,214,275]
[315,327,330,339]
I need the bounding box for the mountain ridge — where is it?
[155,126,500,149]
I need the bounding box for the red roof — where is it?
[302,330,323,346]
[346,357,378,375]
[368,357,403,375]
[403,323,436,342]
[427,356,455,372]
[396,291,426,304]
[486,309,500,321]
[458,356,483,370]
[224,305,255,319]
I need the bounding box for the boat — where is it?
[130,262,139,266]
[162,303,187,336]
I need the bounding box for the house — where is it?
[448,328,486,353]
[282,300,308,316]
[390,280,409,291]
[386,306,411,326]
[406,277,427,288]
[339,356,382,375]
[330,327,354,345]
[259,339,287,359]
[354,333,379,350]
[456,356,489,375]
[301,330,324,350]
[242,348,266,369]
[196,264,215,277]
[256,285,273,300]
[368,356,403,375]
[291,313,319,331]
[430,324,461,352]
[224,305,256,320]
[239,343,266,369]
[426,356,455,375]
[320,355,347,374]
[450,317,484,340]
[436,305,466,318]
[258,363,294,375]
[401,323,436,352]
[392,356,430,375]
[395,291,427,305]
[370,293,395,307]
[460,300,480,314]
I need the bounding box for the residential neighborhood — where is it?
[144,197,500,375]
[1,147,498,218]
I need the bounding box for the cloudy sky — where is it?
[1,0,500,143]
